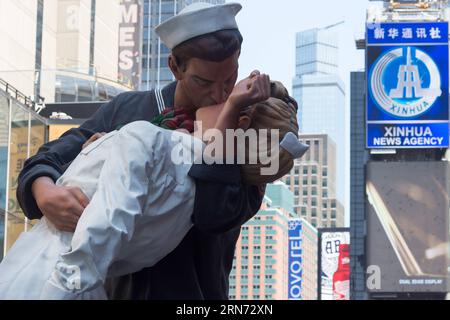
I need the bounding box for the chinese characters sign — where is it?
[368,23,447,44]
[366,22,449,149]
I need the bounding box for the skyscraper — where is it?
[292,25,346,208]
[141,0,225,91]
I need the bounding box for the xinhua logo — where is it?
[370,46,442,118]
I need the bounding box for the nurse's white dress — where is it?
[0,121,204,299]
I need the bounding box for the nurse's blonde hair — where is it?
[240,81,300,185]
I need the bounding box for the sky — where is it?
[228,0,376,226]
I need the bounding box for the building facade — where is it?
[281,134,344,229]
[230,182,291,300]
[0,0,130,105]
[230,182,320,300]
[349,71,368,300]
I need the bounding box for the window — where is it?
[311,208,317,217]
[303,167,308,175]
[303,189,308,196]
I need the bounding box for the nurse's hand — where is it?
[32,177,89,232]
[227,70,271,110]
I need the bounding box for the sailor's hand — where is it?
[82,132,107,150]
[32,177,89,232]
[228,70,271,109]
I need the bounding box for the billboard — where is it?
[288,219,303,300]
[366,161,450,293]
[366,22,449,149]
[118,0,143,90]
[318,228,350,300]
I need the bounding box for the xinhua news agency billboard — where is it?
[318,228,350,300]
[366,22,449,149]
[288,219,303,300]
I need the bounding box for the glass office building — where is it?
[292,26,346,206]
[0,83,47,259]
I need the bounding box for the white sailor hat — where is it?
[155,2,242,50]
